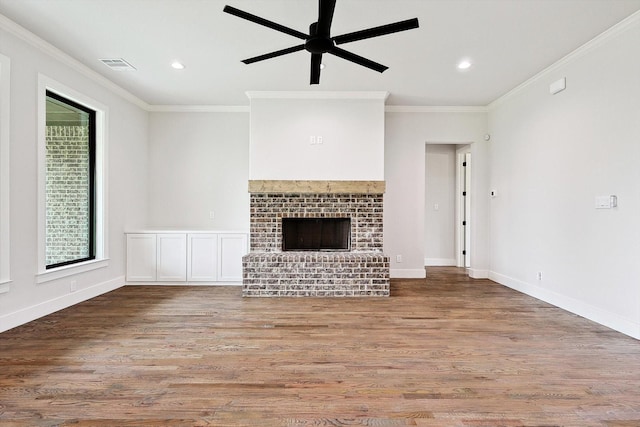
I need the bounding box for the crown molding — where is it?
[0,13,150,111]
[488,9,640,110]
[385,105,488,113]
[150,104,487,113]
[148,105,250,113]
[246,91,390,101]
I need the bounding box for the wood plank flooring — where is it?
[1,267,639,426]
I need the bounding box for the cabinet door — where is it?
[217,234,248,282]
[126,234,157,281]
[156,233,187,281]
[187,233,218,282]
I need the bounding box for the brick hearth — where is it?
[242,180,390,297]
[243,252,389,297]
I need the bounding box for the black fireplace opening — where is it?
[282,218,351,251]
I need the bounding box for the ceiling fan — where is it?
[223,0,419,84]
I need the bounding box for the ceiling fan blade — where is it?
[332,18,419,45]
[310,53,323,84]
[328,47,388,73]
[317,0,337,37]
[223,5,309,40]
[242,45,306,64]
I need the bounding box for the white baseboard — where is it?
[468,268,489,279]
[390,268,426,279]
[0,280,10,294]
[489,271,640,340]
[0,276,125,333]
[424,258,457,266]
[126,281,242,286]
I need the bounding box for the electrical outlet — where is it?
[537,272,542,281]
[396,255,403,263]
[70,280,77,292]
[209,211,215,220]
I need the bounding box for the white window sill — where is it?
[36,259,109,284]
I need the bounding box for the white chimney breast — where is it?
[247,91,387,181]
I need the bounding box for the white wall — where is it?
[0,22,148,332]
[384,111,488,278]
[147,112,249,231]
[424,144,456,266]
[487,16,640,339]
[249,94,386,181]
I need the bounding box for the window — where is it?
[37,75,108,282]
[45,91,96,269]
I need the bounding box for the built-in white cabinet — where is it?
[187,233,218,282]
[157,233,187,281]
[126,234,157,281]
[126,231,248,283]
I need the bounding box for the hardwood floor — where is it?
[1,267,639,426]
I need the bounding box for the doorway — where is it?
[424,144,471,269]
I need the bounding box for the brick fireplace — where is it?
[242,180,390,297]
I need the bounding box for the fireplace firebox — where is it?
[282,218,350,251]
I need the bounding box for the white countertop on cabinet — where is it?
[126,229,249,234]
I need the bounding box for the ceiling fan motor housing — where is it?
[306,22,335,54]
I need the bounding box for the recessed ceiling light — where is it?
[457,60,472,70]
[171,61,185,70]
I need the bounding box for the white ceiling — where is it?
[1,0,639,107]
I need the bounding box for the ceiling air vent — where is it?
[99,58,137,71]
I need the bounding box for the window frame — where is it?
[37,75,109,283]
[0,54,10,290]
[44,90,97,270]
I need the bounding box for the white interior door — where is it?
[456,150,471,268]
[463,152,471,268]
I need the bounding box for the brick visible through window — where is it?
[45,91,96,269]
